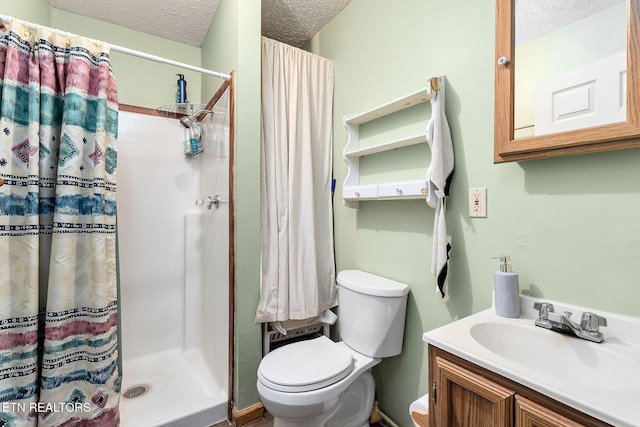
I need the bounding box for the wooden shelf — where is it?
[344,133,427,157]
[343,179,429,204]
[342,77,445,209]
[344,89,431,125]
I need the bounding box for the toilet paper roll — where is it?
[409,393,429,427]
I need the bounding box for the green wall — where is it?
[202,0,262,410]
[232,1,262,410]
[319,0,640,425]
[202,0,263,410]
[52,10,202,109]
[1,0,50,25]
[201,0,238,100]
[2,3,202,108]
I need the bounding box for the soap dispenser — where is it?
[493,255,520,318]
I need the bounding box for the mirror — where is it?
[494,0,640,162]
[514,1,626,139]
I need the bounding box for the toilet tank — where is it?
[337,270,409,358]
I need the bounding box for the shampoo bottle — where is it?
[494,255,520,318]
[176,74,187,104]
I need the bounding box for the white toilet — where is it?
[257,270,410,427]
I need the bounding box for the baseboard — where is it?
[379,408,401,427]
[231,402,265,426]
[231,401,398,427]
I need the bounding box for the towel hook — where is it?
[430,77,440,93]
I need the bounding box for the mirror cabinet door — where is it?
[494,0,640,162]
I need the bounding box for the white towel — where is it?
[426,85,453,298]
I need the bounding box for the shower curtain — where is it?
[255,37,337,323]
[0,20,120,426]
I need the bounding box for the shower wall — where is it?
[116,109,229,422]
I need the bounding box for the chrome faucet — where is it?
[533,302,607,343]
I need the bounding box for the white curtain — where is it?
[255,37,336,323]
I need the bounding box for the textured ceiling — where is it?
[261,0,352,47]
[49,0,221,47]
[49,0,352,48]
[515,0,625,44]
[48,0,625,48]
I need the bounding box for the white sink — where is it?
[423,295,640,427]
[469,321,640,391]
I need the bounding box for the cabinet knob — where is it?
[498,56,509,66]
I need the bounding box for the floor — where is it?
[211,412,392,427]
[210,414,273,427]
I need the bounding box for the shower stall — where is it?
[116,89,231,427]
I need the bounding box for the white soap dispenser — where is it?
[493,255,520,318]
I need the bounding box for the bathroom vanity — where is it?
[423,296,640,427]
[427,346,608,426]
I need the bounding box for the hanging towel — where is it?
[426,82,454,298]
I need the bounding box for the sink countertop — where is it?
[422,295,640,427]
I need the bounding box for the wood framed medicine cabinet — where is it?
[494,0,640,162]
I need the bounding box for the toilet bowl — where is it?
[257,336,377,427]
[257,270,409,427]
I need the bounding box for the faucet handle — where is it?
[581,312,607,332]
[533,302,554,319]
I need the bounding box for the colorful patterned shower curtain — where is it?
[0,20,120,426]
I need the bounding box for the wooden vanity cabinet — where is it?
[515,396,586,427]
[433,355,514,426]
[428,346,611,427]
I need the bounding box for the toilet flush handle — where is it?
[319,309,337,325]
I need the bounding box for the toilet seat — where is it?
[258,336,354,392]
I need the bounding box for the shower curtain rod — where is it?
[0,14,231,81]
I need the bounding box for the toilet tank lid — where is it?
[337,270,409,297]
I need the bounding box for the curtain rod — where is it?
[0,14,231,81]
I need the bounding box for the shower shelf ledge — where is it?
[157,103,208,116]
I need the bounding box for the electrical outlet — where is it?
[469,187,487,218]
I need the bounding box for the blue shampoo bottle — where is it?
[177,74,187,104]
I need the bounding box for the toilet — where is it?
[257,270,410,427]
